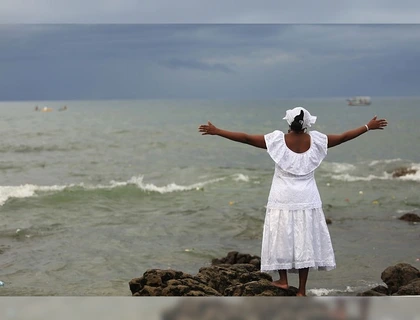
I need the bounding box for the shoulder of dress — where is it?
[264,130,284,142]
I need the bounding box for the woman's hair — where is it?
[290,109,305,132]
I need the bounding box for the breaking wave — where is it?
[0,173,251,206]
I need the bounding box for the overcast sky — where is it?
[1,0,420,23]
[1,2,420,101]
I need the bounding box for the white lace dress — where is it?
[261,130,336,274]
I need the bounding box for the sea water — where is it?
[0,97,419,296]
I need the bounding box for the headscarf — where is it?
[282,107,317,129]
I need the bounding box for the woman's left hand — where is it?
[367,116,388,130]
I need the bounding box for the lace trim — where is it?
[261,261,336,273]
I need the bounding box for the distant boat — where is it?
[346,96,371,106]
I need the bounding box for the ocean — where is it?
[0,97,419,296]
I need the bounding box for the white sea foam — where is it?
[0,184,68,206]
[369,158,404,166]
[0,175,229,205]
[323,162,356,173]
[232,173,250,182]
[308,286,354,296]
[122,175,227,193]
[330,172,393,182]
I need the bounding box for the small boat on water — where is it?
[346,96,371,106]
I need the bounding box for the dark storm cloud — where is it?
[1,24,420,100]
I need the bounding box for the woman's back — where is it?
[284,132,311,153]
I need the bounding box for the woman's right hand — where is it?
[198,121,218,135]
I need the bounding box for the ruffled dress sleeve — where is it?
[264,130,328,175]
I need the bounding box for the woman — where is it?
[198,107,388,296]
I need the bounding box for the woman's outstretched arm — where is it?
[327,116,388,148]
[198,121,267,149]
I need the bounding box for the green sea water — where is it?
[0,97,419,296]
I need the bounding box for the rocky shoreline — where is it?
[130,212,420,297]
[129,251,420,297]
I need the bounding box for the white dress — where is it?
[261,130,336,274]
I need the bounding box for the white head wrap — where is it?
[283,107,317,129]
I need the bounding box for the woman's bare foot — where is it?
[296,292,306,297]
[272,280,289,290]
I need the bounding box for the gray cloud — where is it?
[1,24,420,100]
[1,1,420,23]
[161,58,234,73]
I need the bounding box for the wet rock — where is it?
[225,279,298,296]
[211,251,261,269]
[129,255,301,296]
[196,263,267,294]
[398,213,420,222]
[357,285,388,296]
[392,167,417,178]
[394,278,420,296]
[129,269,221,296]
[357,290,387,296]
[131,255,420,297]
[381,263,420,295]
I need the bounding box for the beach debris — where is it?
[16,229,21,234]
[184,248,194,252]
[229,201,235,205]
[392,167,417,178]
[372,200,379,205]
[0,280,4,287]
[358,190,363,195]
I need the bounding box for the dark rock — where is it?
[225,279,298,296]
[357,290,387,296]
[392,167,417,178]
[381,263,420,295]
[356,284,391,296]
[357,285,389,296]
[394,278,420,296]
[129,269,220,296]
[161,278,221,296]
[326,218,332,224]
[370,285,389,295]
[398,213,420,222]
[129,261,301,296]
[211,251,261,269]
[196,263,271,294]
[131,254,420,297]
